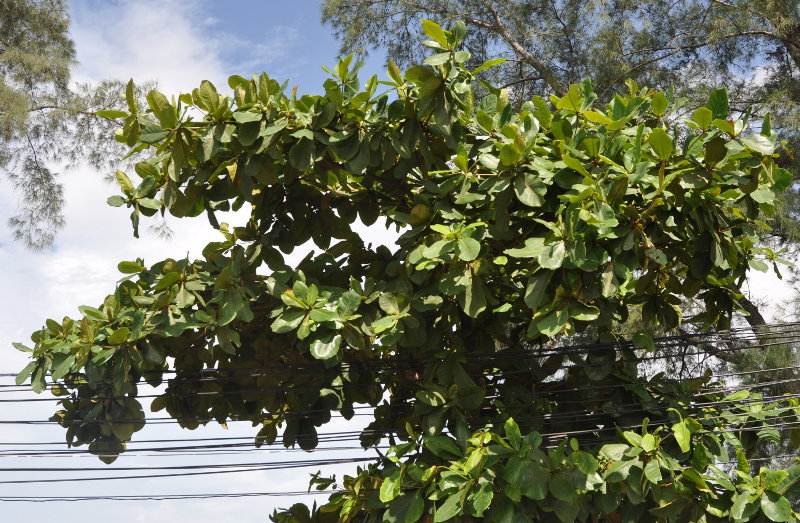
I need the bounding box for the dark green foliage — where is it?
[322,0,800,254]
[16,20,800,521]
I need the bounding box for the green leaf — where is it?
[434,493,462,522]
[569,302,600,321]
[648,128,673,161]
[469,482,493,517]
[505,238,545,258]
[196,80,219,112]
[644,246,667,265]
[380,470,403,503]
[650,92,668,116]
[472,57,506,75]
[504,418,522,450]
[51,353,75,380]
[379,293,400,315]
[117,261,145,274]
[107,195,126,207]
[569,451,599,474]
[632,331,654,351]
[600,444,629,461]
[604,459,638,483]
[457,237,481,261]
[750,188,775,204]
[421,19,449,48]
[763,469,789,489]
[309,332,342,360]
[146,90,177,128]
[761,112,772,136]
[125,79,137,113]
[78,305,106,321]
[288,138,315,172]
[672,421,691,452]
[640,434,656,452]
[584,110,613,126]
[761,491,792,522]
[712,118,736,136]
[514,173,547,207]
[693,107,713,129]
[707,88,729,119]
[271,309,305,333]
[732,491,758,520]
[644,459,662,483]
[536,307,568,337]
[107,327,130,344]
[383,492,424,523]
[139,123,170,144]
[499,143,521,166]
[424,435,462,459]
[505,457,549,500]
[308,308,340,323]
[524,271,552,309]
[115,171,134,196]
[549,473,578,502]
[12,342,32,353]
[16,360,37,386]
[555,83,584,113]
[741,134,776,155]
[562,153,590,176]
[538,241,566,270]
[154,272,181,291]
[424,52,451,66]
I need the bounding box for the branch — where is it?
[499,75,543,89]
[28,104,96,117]
[598,29,780,99]
[479,1,565,95]
[677,326,741,363]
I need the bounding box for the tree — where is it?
[16,20,800,522]
[321,1,799,104]
[321,0,800,256]
[1,0,142,249]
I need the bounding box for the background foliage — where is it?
[0,0,148,249]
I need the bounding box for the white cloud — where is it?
[70,0,227,95]
[0,3,386,521]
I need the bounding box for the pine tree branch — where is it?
[478,1,566,96]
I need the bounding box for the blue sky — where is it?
[69,0,387,96]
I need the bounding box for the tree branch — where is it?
[478,1,565,95]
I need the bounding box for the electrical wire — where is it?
[0,490,349,502]
[0,456,377,484]
[4,322,798,389]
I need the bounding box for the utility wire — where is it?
[0,490,348,502]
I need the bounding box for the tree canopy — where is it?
[322,0,800,330]
[322,1,799,103]
[15,20,800,522]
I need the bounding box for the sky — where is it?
[0,1,391,521]
[0,1,797,521]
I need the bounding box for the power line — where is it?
[4,323,799,389]
[0,456,377,485]
[0,490,347,502]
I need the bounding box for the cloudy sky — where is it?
[0,1,388,521]
[0,1,796,521]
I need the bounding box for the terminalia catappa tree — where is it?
[15,21,800,522]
